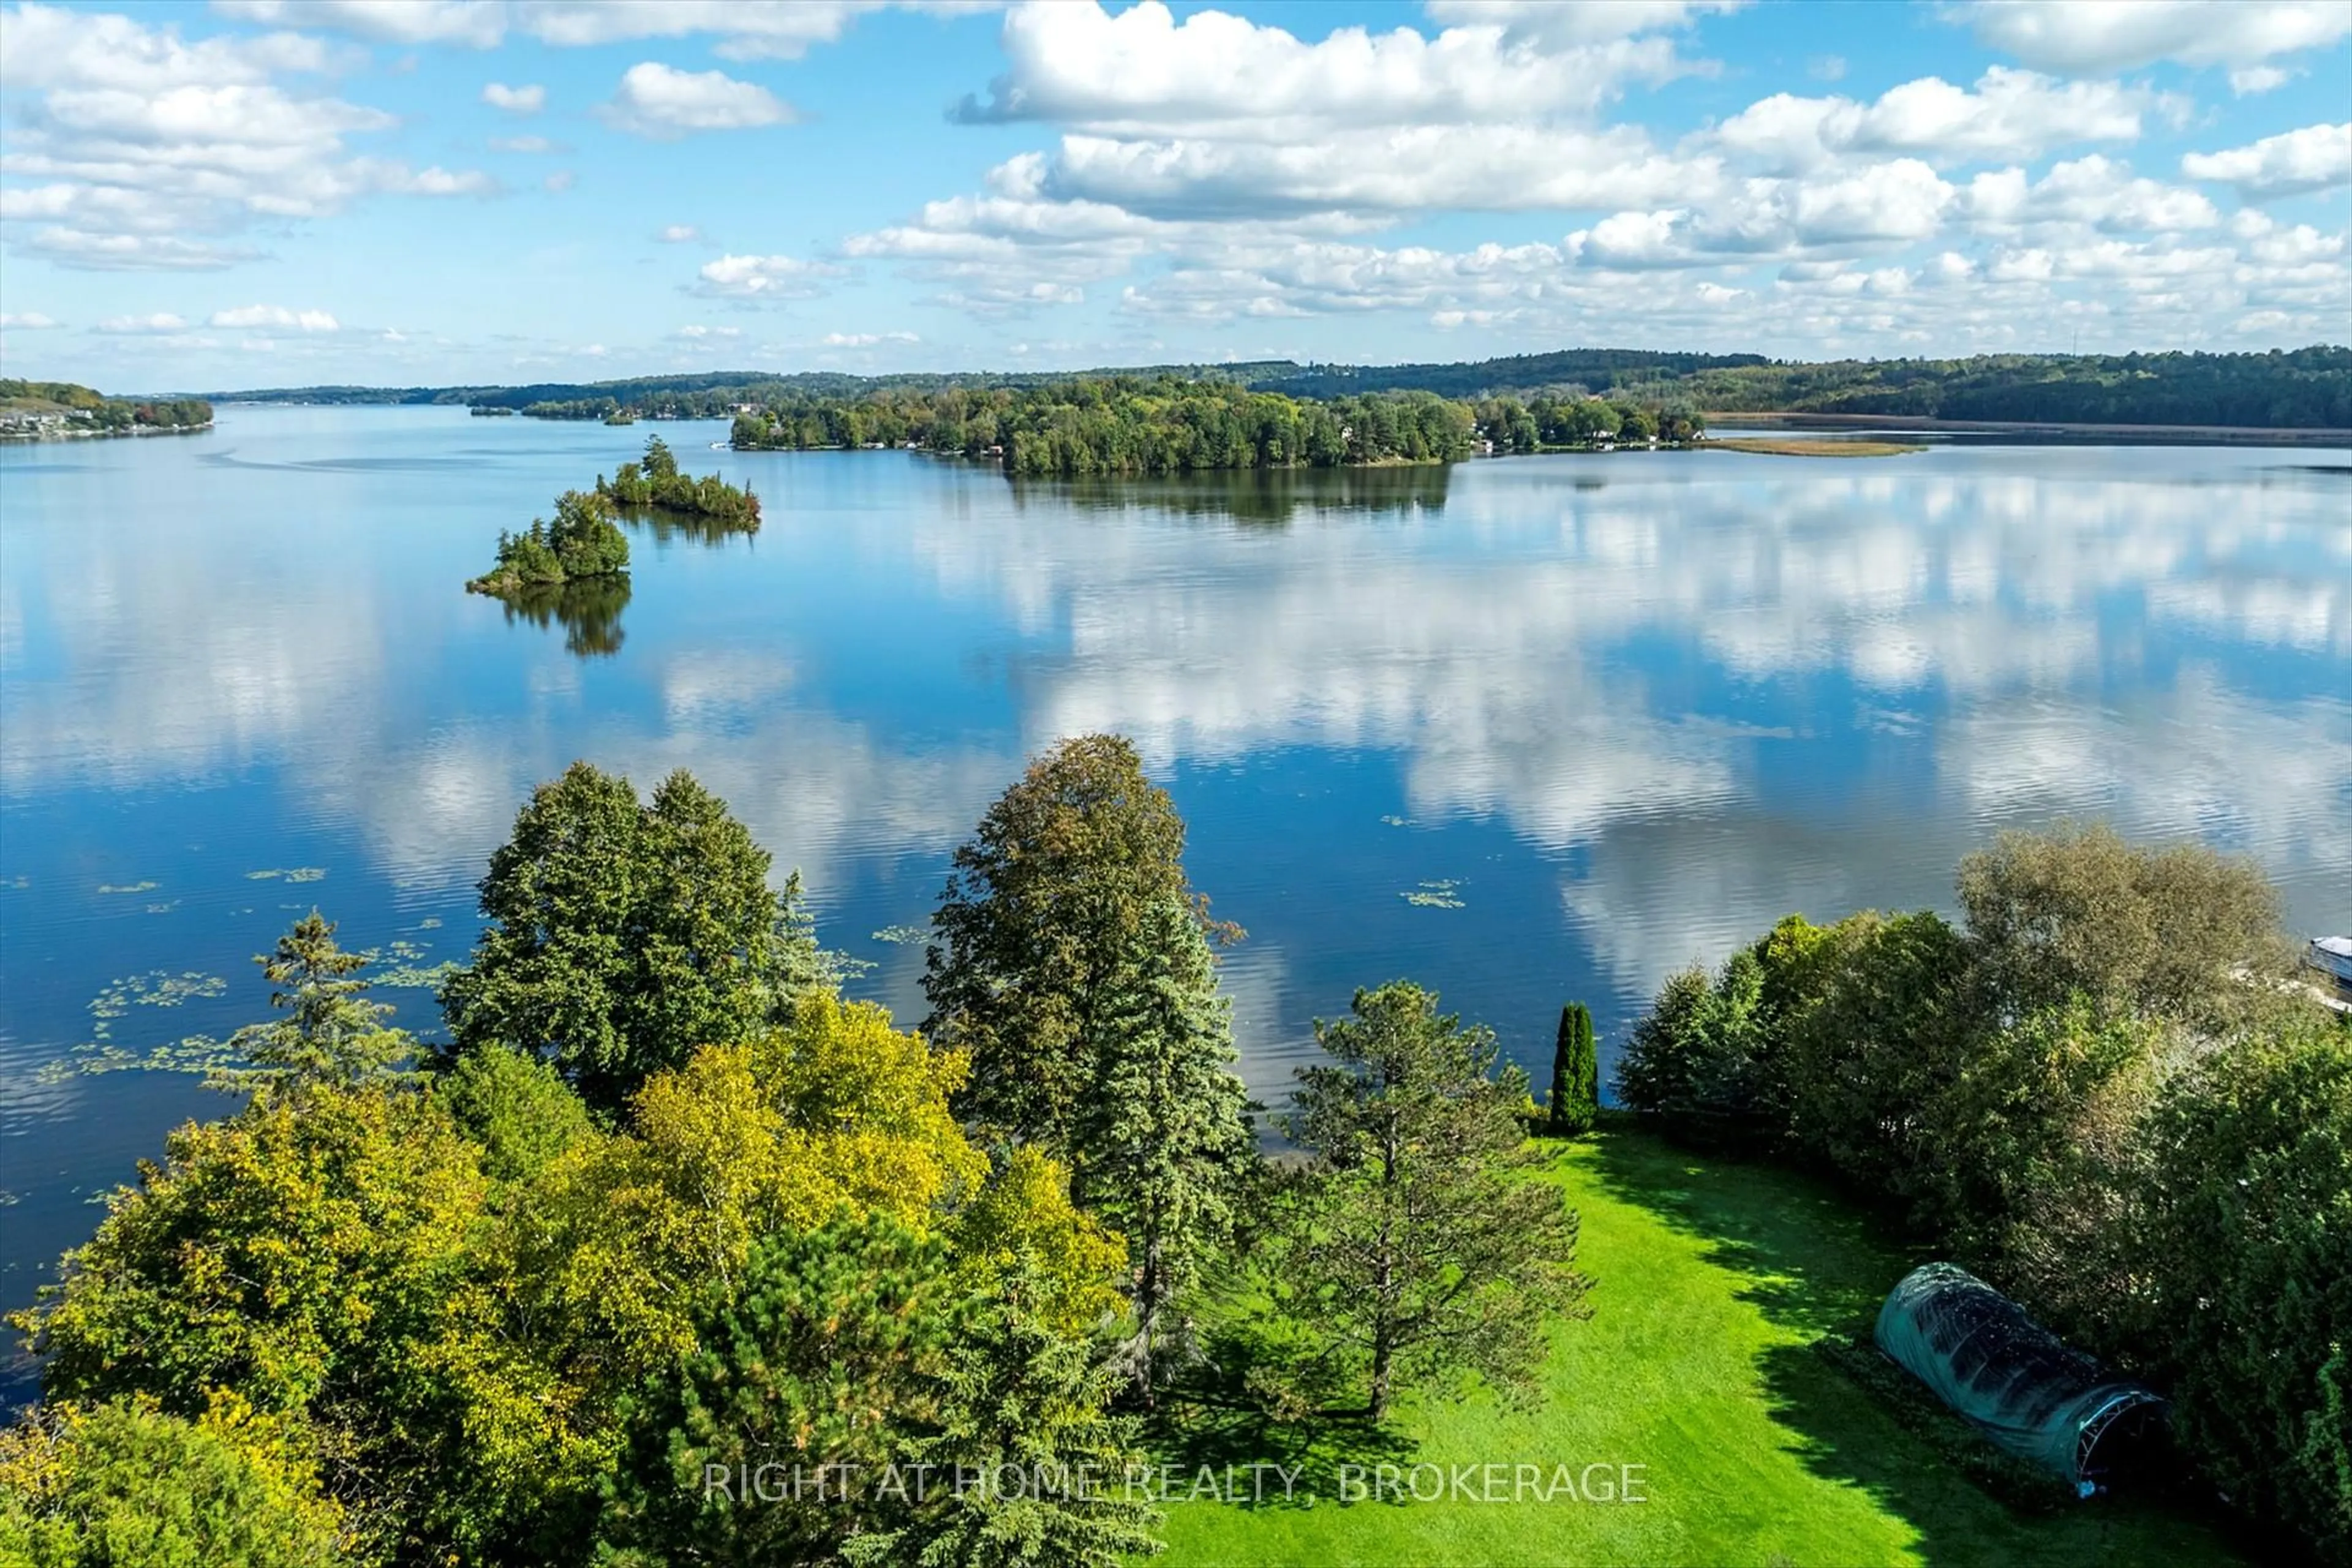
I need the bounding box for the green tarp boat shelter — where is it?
[1874,1262,2165,1496]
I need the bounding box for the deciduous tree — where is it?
[440,763,824,1112]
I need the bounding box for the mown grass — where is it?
[1149,1123,2248,1567]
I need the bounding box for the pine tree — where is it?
[1284,982,1588,1421]
[846,1265,1163,1568]
[213,911,414,1101]
[598,1215,960,1566]
[1547,1001,1597,1137]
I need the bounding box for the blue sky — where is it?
[1,0,2346,391]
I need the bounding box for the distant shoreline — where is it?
[1705,411,2352,446]
[1707,437,1924,458]
[0,420,214,444]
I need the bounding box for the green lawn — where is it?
[1151,1125,2249,1568]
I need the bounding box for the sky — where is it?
[0,0,2347,392]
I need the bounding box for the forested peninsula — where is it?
[0,379,211,440]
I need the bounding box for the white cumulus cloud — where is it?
[1,3,498,270]
[481,81,545,114]
[94,312,190,333]
[693,252,837,298]
[597,62,794,139]
[1964,156,2219,235]
[956,0,1708,138]
[209,304,339,330]
[0,312,63,329]
[1956,1,2352,75]
[1715,68,2162,173]
[2182,123,2352,200]
[215,0,937,59]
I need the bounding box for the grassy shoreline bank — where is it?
[1153,1123,2246,1567]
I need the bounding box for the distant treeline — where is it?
[1649,347,2352,428]
[1,379,212,435]
[1251,348,1771,400]
[206,346,2352,431]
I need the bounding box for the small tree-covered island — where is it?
[597,434,761,530]
[465,489,631,598]
[465,438,760,614]
[4,732,2343,1567]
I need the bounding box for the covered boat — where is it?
[2309,937,2352,987]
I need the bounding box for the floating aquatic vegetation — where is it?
[825,951,879,982]
[40,1032,239,1082]
[145,900,179,914]
[245,869,285,880]
[1400,878,1465,910]
[4,875,28,889]
[417,916,443,930]
[88,971,228,1033]
[285,867,326,883]
[373,960,459,990]
[871,925,929,944]
[95,881,159,895]
[1380,815,1412,827]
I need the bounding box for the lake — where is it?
[2,407,2348,1390]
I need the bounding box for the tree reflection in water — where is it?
[496,575,631,657]
[1017,462,1455,526]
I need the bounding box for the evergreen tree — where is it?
[597,1215,961,1567]
[1283,982,1588,1421]
[847,1265,1163,1568]
[1547,1001,1597,1136]
[213,911,414,1101]
[923,737,1255,1392]
[1076,893,1256,1396]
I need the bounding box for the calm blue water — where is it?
[4,407,2348,1393]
